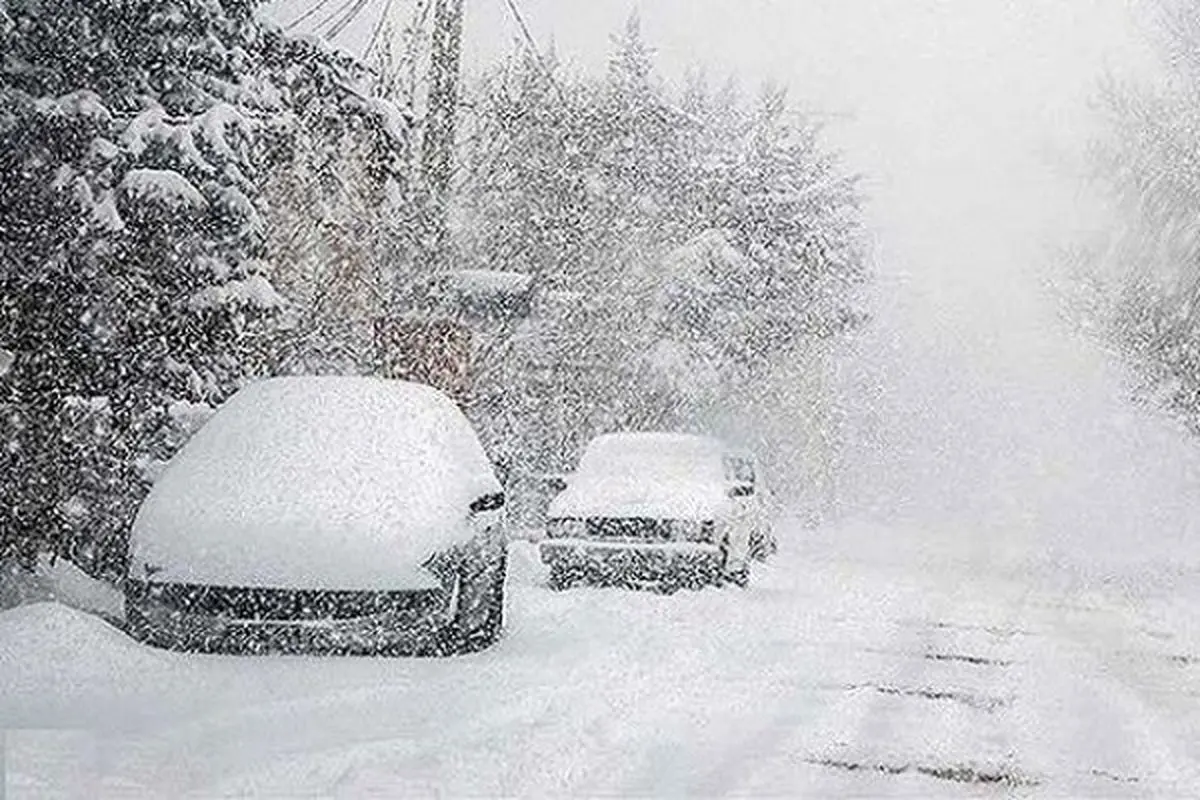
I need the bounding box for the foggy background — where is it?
[467,6,1155,501]
[258,0,1199,577]
[458,0,1200,579]
[462,0,1150,331]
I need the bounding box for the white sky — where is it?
[456,2,1169,416]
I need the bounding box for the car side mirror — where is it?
[728,484,754,498]
[470,492,506,514]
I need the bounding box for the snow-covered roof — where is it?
[130,377,500,591]
[548,433,733,521]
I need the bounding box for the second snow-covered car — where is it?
[125,376,507,656]
[540,433,760,591]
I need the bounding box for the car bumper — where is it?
[125,591,454,656]
[539,538,724,584]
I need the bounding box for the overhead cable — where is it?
[499,0,568,107]
[285,0,341,31]
[327,0,376,39]
[363,0,399,60]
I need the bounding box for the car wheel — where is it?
[446,549,507,654]
[124,589,188,652]
[749,529,769,562]
[718,536,750,589]
[547,562,578,591]
[725,564,750,589]
[660,582,681,595]
[124,596,152,644]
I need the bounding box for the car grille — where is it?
[585,517,675,542]
[127,581,448,622]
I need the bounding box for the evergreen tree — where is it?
[455,20,866,481]
[0,0,408,574]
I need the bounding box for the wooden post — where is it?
[420,0,465,273]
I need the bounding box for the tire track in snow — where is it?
[706,561,1036,796]
[1010,590,1200,793]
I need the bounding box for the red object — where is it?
[375,318,472,406]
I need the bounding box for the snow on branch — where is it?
[91,189,125,233]
[119,168,208,212]
[195,102,254,163]
[120,106,168,157]
[189,274,285,312]
[34,90,113,129]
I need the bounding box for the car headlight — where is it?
[547,518,586,538]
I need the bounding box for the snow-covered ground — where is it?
[4,519,1200,797]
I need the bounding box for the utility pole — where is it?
[374,0,470,394]
[420,0,465,274]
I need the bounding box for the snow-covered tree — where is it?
[1084,0,1200,429]
[0,0,408,573]
[455,18,866,486]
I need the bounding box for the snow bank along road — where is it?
[3,520,1200,797]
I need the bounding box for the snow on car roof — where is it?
[549,433,732,520]
[130,377,500,591]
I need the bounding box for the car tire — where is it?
[719,535,750,589]
[124,597,153,645]
[725,564,750,589]
[124,589,192,652]
[547,562,576,591]
[445,549,507,654]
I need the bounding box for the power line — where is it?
[326,0,376,39]
[309,0,361,35]
[363,0,398,61]
[285,0,341,31]
[498,0,568,107]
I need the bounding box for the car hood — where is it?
[547,476,731,521]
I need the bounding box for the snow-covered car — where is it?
[124,377,508,656]
[540,433,765,591]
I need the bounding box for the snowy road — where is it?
[4,520,1200,797]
